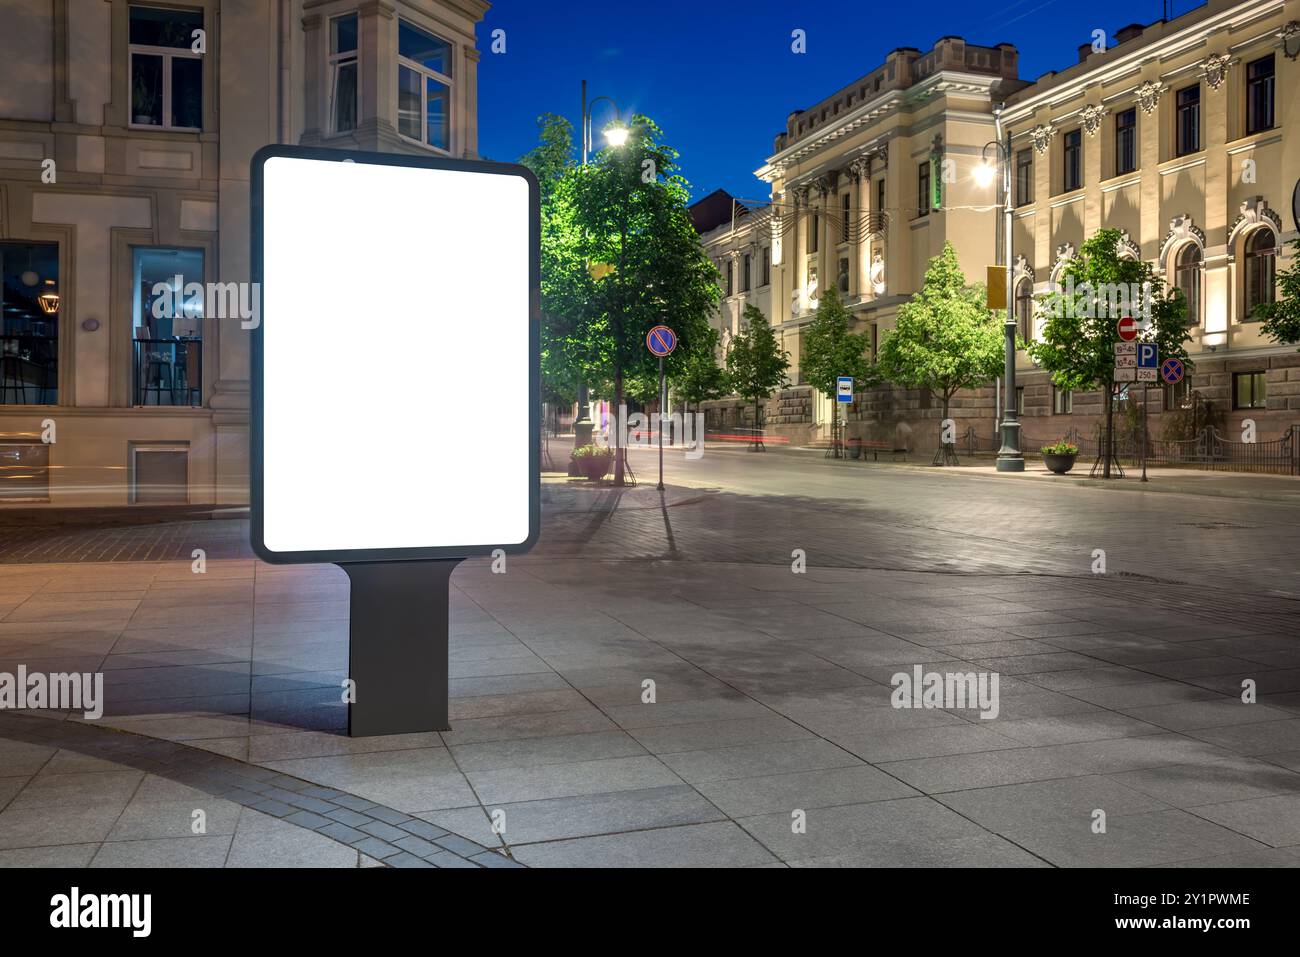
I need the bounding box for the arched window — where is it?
[1244,228,1276,317]
[1174,243,1202,325]
[1014,279,1034,345]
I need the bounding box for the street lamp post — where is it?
[570,81,629,465]
[976,105,1024,472]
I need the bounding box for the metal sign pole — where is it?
[1141,383,1149,483]
[657,355,665,491]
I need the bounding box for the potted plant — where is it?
[132,73,158,125]
[1040,440,1079,475]
[571,444,613,481]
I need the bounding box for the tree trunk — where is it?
[1103,383,1114,479]
[614,365,625,486]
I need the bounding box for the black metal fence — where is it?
[963,424,1300,476]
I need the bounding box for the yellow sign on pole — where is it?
[987,266,1007,310]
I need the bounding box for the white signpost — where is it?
[252,146,539,736]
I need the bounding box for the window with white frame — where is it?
[129,5,203,130]
[397,20,453,151]
[328,13,358,134]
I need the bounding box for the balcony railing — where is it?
[133,338,202,407]
[0,335,58,405]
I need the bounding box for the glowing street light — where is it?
[602,124,629,148]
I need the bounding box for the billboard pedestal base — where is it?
[338,559,462,737]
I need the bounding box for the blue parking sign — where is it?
[1136,343,1159,368]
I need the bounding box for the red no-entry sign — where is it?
[1117,316,1139,341]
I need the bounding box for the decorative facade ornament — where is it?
[1201,54,1232,91]
[1227,196,1283,250]
[1136,80,1165,115]
[1079,104,1108,136]
[1029,124,1055,155]
[790,185,809,207]
[1116,230,1141,260]
[1050,242,1076,283]
[1012,254,1034,284]
[1159,214,1206,269]
[846,156,870,182]
[867,144,888,172]
[869,250,886,296]
[1280,21,1300,61]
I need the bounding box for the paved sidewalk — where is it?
[1,473,1298,867]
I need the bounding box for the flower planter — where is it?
[1042,452,1077,475]
[576,455,612,481]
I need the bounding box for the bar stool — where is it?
[141,352,175,405]
[0,354,30,404]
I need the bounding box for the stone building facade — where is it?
[0,0,487,505]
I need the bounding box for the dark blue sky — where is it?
[478,0,1205,204]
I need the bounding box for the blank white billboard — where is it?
[252,147,538,562]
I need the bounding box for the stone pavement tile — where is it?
[1063,680,1223,709]
[879,747,1088,794]
[1185,718,1300,756]
[426,850,480,867]
[450,690,593,721]
[0,740,57,777]
[1185,669,1300,697]
[969,652,1103,676]
[736,795,994,863]
[987,712,1166,747]
[1119,700,1294,732]
[107,797,242,841]
[1047,636,1213,665]
[787,833,1051,867]
[625,716,815,754]
[1039,733,1240,775]
[510,820,777,868]
[1008,809,1267,867]
[414,807,499,846]
[8,769,144,809]
[1156,848,1300,867]
[1138,656,1271,679]
[694,765,919,817]
[449,654,553,680]
[224,807,358,867]
[449,673,571,698]
[468,755,682,805]
[1110,756,1300,809]
[0,844,99,867]
[439,709,617,747]
[246,729,443,763]
[797,705,968,738]
[1189,794,1300,847]
[90,835,232,868]
[935,774,1169,831]
[264,749,476,814]
[449,730,648,771]
[658,739,861,785]
[821,724,1022,763]
[483,785,724,844]
[602,696,772,730]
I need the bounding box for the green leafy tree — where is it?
[674,327,728,415]
[1029,228,1192,477]
[876,242,1003,463]
[799,286,876,455]
[519,114,581,413]
[543,116,719,484]
[1255,237,1300,349]
[725,305,790,450]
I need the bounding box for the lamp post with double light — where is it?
[974,104,1024,472]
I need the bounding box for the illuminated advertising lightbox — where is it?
[251,146,539,563]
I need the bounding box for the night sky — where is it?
[477,0,1206,204]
